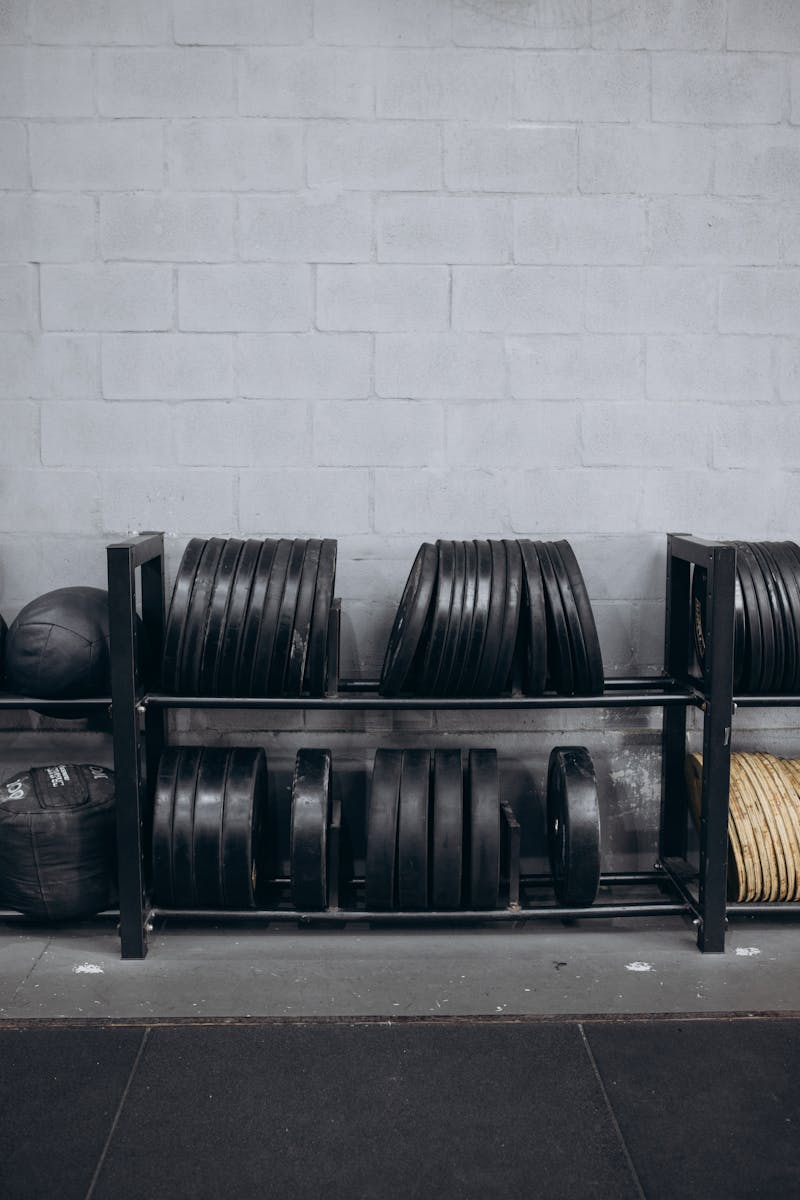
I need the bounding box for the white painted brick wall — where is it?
[1,0,799,693]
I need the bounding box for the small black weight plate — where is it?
[420,540,455,695]
[473,540,507,696]
[305,538,337,696]
[732,545,762,694]
[285,538,322,697]
[221,747,268,908]
[290,748,331,911]
[248,538,291,696]
[457,539,492,696]
[267,538,307,696]
[179,537,226,695]
[517,539,547,696]
[758,542,796,694]
[548,541,591,694]
[161,537,206,692]
[448,540,477,697]
[171,746,203,907]
[216,538,263,696]
[547,746,601,907]
[490,540,522,696]
[235,539,278,696]
[535,541,574,695]
[774,542,800,692]
[365,748,403,910]
[431,749,463,910]
[151,747,180,906]
[553,540,604,694]
[467,749,500,910]
[397,749,431,911]
[191,747,228,908]
[198,538,244,696]
[434,539,466,697]
[738,541,776,693]
[380,543,438,696]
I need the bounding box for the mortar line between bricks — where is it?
[577,1022,646,1200]
[84,1026,151,1200]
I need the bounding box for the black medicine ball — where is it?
[4,587,110,699]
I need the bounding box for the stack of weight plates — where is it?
[151,746,267,908]
[546,746,602,907]
[379,538,603,697]
[365,748,502,911]
[289,748,332,912]
[161,537,337,697]
[693,541,800,693]
[686,751,800,902]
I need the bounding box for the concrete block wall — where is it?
[1,2,799,829]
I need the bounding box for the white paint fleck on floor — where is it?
[625,961,653,973]
[73,963,104,975]
[734,947,761,958]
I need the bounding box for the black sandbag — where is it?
[0,763,116,919]
[5,587,111,699]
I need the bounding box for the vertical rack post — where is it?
[660,533,691,860]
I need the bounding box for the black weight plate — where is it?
[691,564,707,671]
[732,545,762,694]
[216,538,263,697]
[517,540,547,695]
[750,541,786,694]
[285,539,322,698]
[490,539,522,696]
[151,746,180,905]
[420,540,455,695]
[161,537,206,692]
[290,748,331,911]
[248,538,291,697]
[192,747,228,907]
[467,749,500,910]
[380,543,438,696]
[198,538,244,696]
[267,538,307,696]
[305,538,337,696]
[548,541,591,694]
[431,749,463,910]
[179,536,226,695]
[473,540,507,696]
[365,748,402,910]
[434,539,466,697]
[457,539,492,696]
[171,746,203,907]
[758,542,796,694]
[221,747,267,908]
[0,612,6,681]
[738,541,776,693]
[547,746,601,907]
[397,749,431,911]
[447,540,477,698]
[235,539,278,696]
[535,541,575,695]
[553,540,604,694]
[774,541,800,692]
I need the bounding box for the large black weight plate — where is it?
[738,541,776,693]
[380,543,438,696]
[305,538,337,696]
[774,541,800,693]
[179,537,226,695]
[161,537,205,692]
[420,540,455,695]
[535,541,574,695]
[548,541,591,694]
[198,538,244,696]
[290,748,331,911]
[151,747,180,905]
[434,539,466,697]
[249,538,291,696]
[474,540,507,696]
[547,746,601,906]
[285,539,322,697]
[732,545,762,693]
[221,747,267,908]
[216,538,263,697]
[431,749,463,909]
[267,538,307,696]
[490,539,522,696]
[171,746,203,907]
[458,539,492,696]
[365,748,402,910]
[757,542,795,694]
[553,540,604,694]
[0,612,7,682]
[467,749,500,910]
[517,539,547,696]
[397,749,431,911]
[448,540,477,697]
[750,541,786,694]
[191,748,228,907]
[235,539,278,696]
[692,560,746,690]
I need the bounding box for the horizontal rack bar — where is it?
[733,695,800,708]
[153,902,688,924]
[0,695,112,711]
